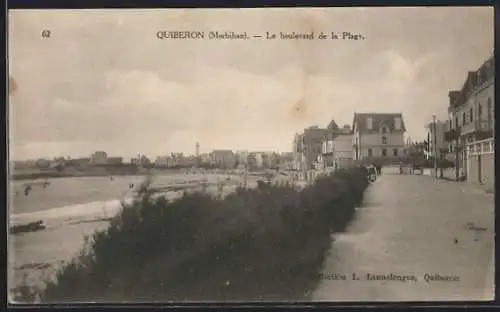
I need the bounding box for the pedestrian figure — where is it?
[375,164,382,176]
[24,184,32,196]
[367,165,377,182]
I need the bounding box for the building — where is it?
[131,155,151,167]
[177,155,197,167]
[155,153,195,168]
[200,153,213,165]
[155,156,169,168]
[107,157,123,165]
[278,152,293,170]
[253,152,265,169]
[446,54,494,187]
[425,120,448,160]
[296,125,331,170]
[91,151,108,165]
[292,133,304,170]
[235,150,249,166]
[211,150,236,169]
[13,160,37,170]
[247,153,257,170]
[35,158,51,168]
[252,151,278,169]
[320,131,354,170]
[66,157,91,167]
[352,113,406,164]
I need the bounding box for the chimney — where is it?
[468,71,477,89]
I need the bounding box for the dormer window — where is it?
[367,117,373,130]
[394,117,401,130]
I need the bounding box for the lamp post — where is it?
[432,116,438,178]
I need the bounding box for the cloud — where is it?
[8,7,494,159]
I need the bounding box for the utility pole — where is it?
[455,136,460,181]
[432,116,438,178]
[243,160,248,188]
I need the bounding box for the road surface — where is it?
[313,167,494,301]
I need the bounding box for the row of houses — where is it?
[12,152,124,170]
[425,54,494,189]
[293,113,407,171]
[14,149,295,171]
[154,150,293,170]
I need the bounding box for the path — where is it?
[313,167,494,301]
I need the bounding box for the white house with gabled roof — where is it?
[352,113,406,164]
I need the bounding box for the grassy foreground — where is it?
[15,167,369,303]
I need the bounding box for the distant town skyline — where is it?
[8,7,493,160]
[10,148,291,162]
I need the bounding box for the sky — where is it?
[8,7,494,161]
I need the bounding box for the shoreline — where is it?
[11,167,290,182]
[10,168,248,181]
[10,169,179,181]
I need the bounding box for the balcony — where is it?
[467,137,494,155]
[460,119,491,136]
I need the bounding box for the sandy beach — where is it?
[8,171,273,297]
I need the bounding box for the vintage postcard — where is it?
[7,7,495,303]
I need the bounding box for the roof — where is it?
[352,113,406,133]
[326,119,339,130]
[449,54,495,108]
[212,150,233,153]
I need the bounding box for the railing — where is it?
[467,138,494,155]
[460,119,491,135]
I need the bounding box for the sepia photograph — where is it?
[7,7,495,303]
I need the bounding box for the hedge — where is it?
[22,167,369,302]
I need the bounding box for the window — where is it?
[470,108,473,123]
[382,148,387,156]
[455,116,459,128]
[462,112,466,125]
[367,117,373,130]
[381,136,388,144]
[393,149,398,156]
[449,120,452,130]
[368,148,373,157]
[381,127,387,133]
[478,103,482,118]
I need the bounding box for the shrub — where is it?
[39,167,369,302]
